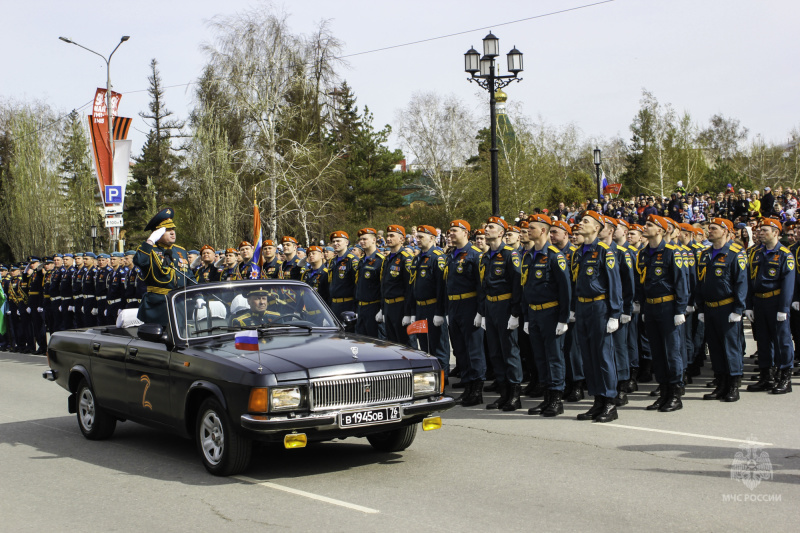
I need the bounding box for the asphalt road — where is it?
[1,327,798,532]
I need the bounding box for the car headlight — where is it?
[270,387,302,411]
[414,372,438,396]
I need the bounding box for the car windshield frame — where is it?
[169,280,340,342]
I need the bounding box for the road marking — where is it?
[234,475,380,514]
[598,423,773,446]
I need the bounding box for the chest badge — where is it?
[535,269,543,279]
[715,267,724,277]
[585,266,594,276]
[558,257,566,271]
[654,266,663,276]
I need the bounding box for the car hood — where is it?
[195,331,437,380]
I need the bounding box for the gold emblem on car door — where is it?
[140,375,153,410]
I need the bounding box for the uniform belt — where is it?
[44,295,51,299]
[646,295,675,304]
[578,295,606,303]
[74,295,83,299]
[96,296,106,300]
[486,293,512,302]
[358,299,380,306]
[127,298,140,303]
[756,290,780,299]
[52,296,62,300]
[705,297,734,308]
[448,291,477,301]
[29,291,40,295]
[84,295,95,299]
[331,297,354,303]
[529,301,559,311]
[146,287,171,295]
[416,298,438,306]
[107,298,121,305]
[385,296,405,304]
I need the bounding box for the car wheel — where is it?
[76,379,116,440]
[366,423,418,452]
[195,398,252,476]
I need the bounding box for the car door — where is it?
[90,334,132,416]
[125,338,173,428]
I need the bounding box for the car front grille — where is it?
[309,370,413,411]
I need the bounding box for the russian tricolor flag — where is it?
[234,330,259,351]
[253,201,264,268]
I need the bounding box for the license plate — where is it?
[339,406,401,428]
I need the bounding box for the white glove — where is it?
[117,308,122,316]
[16,310,20,316]
[674,314,685,326]
[555,322,569,336]
[685,305,695,314]
[37,307,43,313]
[375,310,384,323]
[523,322,529,334]
[433,315,444,327]
[91,308,98,316]
[507,316,519,330]
[620,314,632,324]
[402,316,413,326]
[58,306,62,312]
[745,310,754,321]
[632,302,641,314]
[728,312,742,322]
[793,302,800,311]
[481,317,486,330]
[698,313,705,323]
[26,307,31,314]
[777,312,787,322]
[606,317,619,333]
[103,309,107,316]
[148,227,167,244]
[473,313,482,328]
[68,306,74,312]
[568,310,576,323]
[446,316,449,326]
[194,297,206,310]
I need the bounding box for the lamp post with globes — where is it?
[464,32,523,216]
[593,147,602,210]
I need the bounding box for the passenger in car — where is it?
[231,288,280,327]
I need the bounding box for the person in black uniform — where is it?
[134,207,193,327]
[480,216,523,411]
[231,288,280,327]
[695,217,748,401]
[522,214,571,417]
[82,253,99,327]
[0,265,11,349]
[26,257,47,354]
[355,228,384,338]
[59,254,76,330]
[327,231,358,317]
[379,225,414,346]
[47,255,62,333]
[301,246,330,301]
[235,241,261,280]
[106,252,126,324]
[280,237,303,280]
[94,254,113,325]
[572,211,623,422]
[259,240,283,279]
[410,225,448,372]
[72,254,87,328]
[746,217,795,394]
[8,265,25,351]
[195,245,222,283]
[123,250,145,309]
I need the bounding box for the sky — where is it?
[2,0,798,157]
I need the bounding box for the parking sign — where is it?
[105,185,123,204]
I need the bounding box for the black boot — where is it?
[746,368,776,392]
[659,384,683,412]
[577,396,604,420]
[723,375,740,402]
[614,386,629,406]
[565,380,585,402]
[541,390,564,417]
[646,386,667,410]
[486,382,509,410]
[705,378,719,388]
[502,384,522,411]
[771,368,793,394]
[448,366,460,378]
[527,390,550,415]
[454,381,473,405]
[703,374,728,400]
[461,380,484,406]
[621,376,638,394]
[452,380,469,389]
[594,396,619,423]
[525,382,546,398]
[637,359,653,383]
[484,380,499,392]
[649,384,662,397]
[522,380,538,396]
[686,363,701,377]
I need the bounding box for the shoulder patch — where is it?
[503,245,514,251]
[617,244,628,251]
[730,244,742,252]
[471,246,482,252]
[433,249,443,255]
[737,253,746,271]
[401,250,411,257]
[780,246,791,254]
[665,244,676,250]
[376,253,385,259]
[548,245,560,254]
[597,241,610,250]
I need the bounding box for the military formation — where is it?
[3,207,797,424]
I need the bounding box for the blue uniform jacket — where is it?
[634,238,688,315]
[380,249,414,315]
[355,251,385,303]
[571,238,622,318]
[410,246,447,316]
[694,241,747,315]
[479,244,522,317]
[747,243,796,313]
[521,243,571,324]
[444,244,483,315]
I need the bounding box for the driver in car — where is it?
[231,288,281,327]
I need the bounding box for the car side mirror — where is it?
[339,311,357,332]
[138,323,168,344]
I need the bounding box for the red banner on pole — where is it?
[407,319,429,336]
[89,88,123,205]
[603,183,622,196]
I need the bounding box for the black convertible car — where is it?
[42,280,454,475]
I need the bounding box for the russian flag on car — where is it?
[234,330,259,351]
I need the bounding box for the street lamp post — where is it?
[465,33,523,217]
[90,225,98,254]
[593,147,602,210]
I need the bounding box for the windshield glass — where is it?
[171,281,337,340]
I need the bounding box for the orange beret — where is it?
[307,245,323,254]
[693,226,705,236]
[617,219,630,229]
[329,231,349,241]
[629,224,644,233]
[508,225,521,233]
[518,220,530,229]
[281,236,298,245]
[450,219,470,232]
[602,216,618,227]
[679,223,694,232]
[225,248,238,255]
[358,228,377,237]
[709,218,733,232]
[473,228,485,236]
[487,216,508,231]
[551,220,572,235]
[386,224,406,237]
[417,225,437,236]
[647,214,669,232]
[528,213,552,226]
[239,241,253,248]
[761,217,782,232]
[581,210,604,226]
[263,239,276,247]
[200,244,215,253]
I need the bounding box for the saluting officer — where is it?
[259,240,283,279]
[635,215,688,412]
[694,218,748,402]
[378,225,414,346]
[746,217,795,394]
[354,228,384,338]
[480,216,523,411]
[124,250,144,309]
[327,231,358,316]
[521,214,571,417]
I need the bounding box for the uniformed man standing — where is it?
[82,253,99,327]
[47,255,63,333]
[219,249,239,281]
[378,225,414,346]
[327,231,358,317]
[94,254,113,324]
[59,254,76,330]
[195,245,221,283]
[235,241,261,280]
[480,216,523,411]
[124,250,144,309]
[746,218,795,394]
[522,214,571,417]
[695,218,747,402]
[301,246,330,301]
[8,265,26,351]
[354,228,384,338]
[259,240,283,279]
[106,252,127,324]
[572,211,622,422]
[72,253,86,328]
[27,258,47,353]
[410,225,449,373]
[280,237,303,281]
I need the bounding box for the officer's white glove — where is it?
[745,309,755,322]
[685,305,695,314]
[473,313,482,328]
[37,307,43,313]
[568,310,576,323]
[375,310,384,323]
[16,310,20,316]
[445,316,449,326]
[91,308,98,316]
[507,316,519,330]
[481,317,486,330]
[698,313,705,323]
[433,315,444,327]
[26,307,31,314]
[555,322,569,336]
[117,308,122,316]
[632,302,641,314]
[68,306,74,312]
[57,306,62,312]
[620,314,632,324]
[674,314,685,326]
[777,312,787,322]
[402,316,413,326]
[606,317,619,333]
[103,309,107,316]
[728,312,742,322]
[147,227,166,244]
[793,302,800,311]
[194,297,206,310]
[523,322,529,334]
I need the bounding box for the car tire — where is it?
[366,423,418,452]
[195,398,252,476]
[76,379,116,440]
